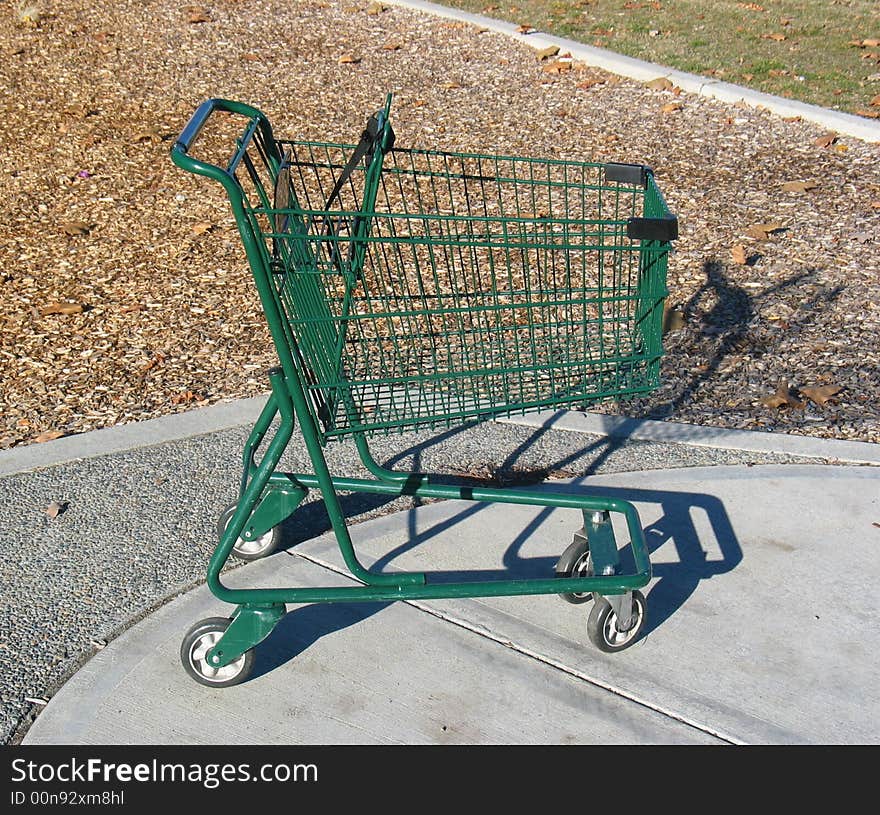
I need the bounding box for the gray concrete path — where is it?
[21,455,880,745]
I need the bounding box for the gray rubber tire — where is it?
[586,591,647,653]
[180,617,255,688]
[217,502,280,562]
[555,537,594,604]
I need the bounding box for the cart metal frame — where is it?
[170,97,677,685]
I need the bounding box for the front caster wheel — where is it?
[180,617,255,687]
[587,590,647,653]
[555,536,594,604]
[218,502,280,562]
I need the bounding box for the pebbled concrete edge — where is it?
[384,0,880,144]
[497,410,880,465]
[0,396,268,477]
[2,392,878,477]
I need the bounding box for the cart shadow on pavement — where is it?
[248,601,392,681]
[364,478,742,639]
[374,422,742,638]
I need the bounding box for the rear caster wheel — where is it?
[218,502,280,562]
[180,617,254,687]
[587,590,647,653]
[555,536,594,604]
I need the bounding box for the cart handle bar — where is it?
[171,98,279,186]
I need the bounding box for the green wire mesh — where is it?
[236,132,672,441]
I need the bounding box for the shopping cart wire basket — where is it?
[171,97,677,686]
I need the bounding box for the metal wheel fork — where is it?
[607,591,635,632]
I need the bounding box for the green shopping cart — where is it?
[170,96,677,686]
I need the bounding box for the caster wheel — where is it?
[587,590,647,652]
[180,617,254,687]
[218,502,280,562]
[555,536,594,604]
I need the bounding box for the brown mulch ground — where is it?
[2,0,879,449]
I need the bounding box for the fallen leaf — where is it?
[39,302,84,316]
[856,109,880,119]
[516,24,536,34]
[781,180,818,193]
[187,6,211,23]
[543,59,572,74]
[171,390,205,405]
[731,244,748,264]
[382,42,402,51]
[366,1,386,13]
[646,77,674,91]
[737,2,765,9]
[133,127,164,144]
[241,53,260,62]
[139,352,166,376]
[577,78,605,89]
[661,101,683,113]
[872,95,880,106]
[746,222,784,240]
[62,221,91,236]
[192,221,214,235]
[800,385,842,406]
[814,132,838,147]
[36,431,66,443]
[45,500,68,518]
[761,32,787,41]
[536,45,560,60]
[338,53,361,64]
[760,381,805,409]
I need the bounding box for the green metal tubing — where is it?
[171,101,417,592]
[206,471,651,606]
[240,392,281,495]
[354,433,428,486]
[277,335,427,589]
[213,574,646,606]
[172,101,424,592]
[207,369,295,597]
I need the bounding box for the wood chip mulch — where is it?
[2,0,878,449]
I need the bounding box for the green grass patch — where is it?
[437,0,880,117]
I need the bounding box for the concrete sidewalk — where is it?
[9,407,879,746]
